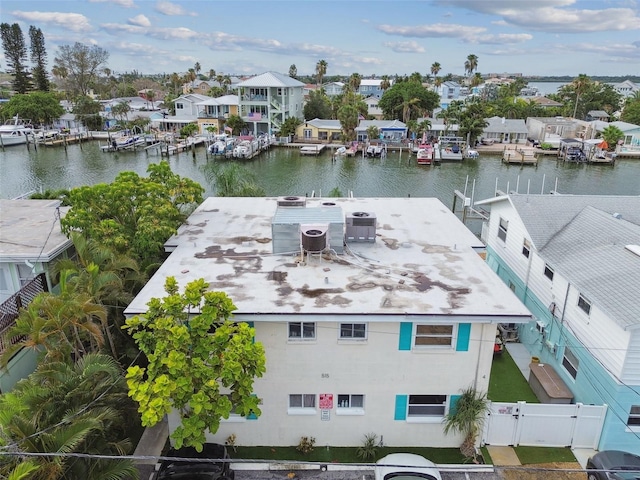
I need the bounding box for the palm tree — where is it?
[443,386,490,461]
[208,68,216,80]
[194,62,201,77]
[0,353,137,480]
[430,62,441,77]
[315,59,328,86]
[380,75,391,92]
[348,72,362,93]
[571,73,590,119]
[464,54,478,76]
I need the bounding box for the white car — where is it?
[375,453,442,480]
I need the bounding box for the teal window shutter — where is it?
[398,322,412,350]
[394,395,407,420]
[456,323,471,351]
[246,321,255,343]
[449,394,461,415]
[247,393,258,420]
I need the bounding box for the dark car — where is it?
[586,450,640,480]
[155,443,235,480]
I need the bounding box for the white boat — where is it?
[208,136,235,155]
[233,140,252,158]
[366,144,386,157]
[466,148,479,159]
[416,143,434,165]
[0,116,33,146]
[438,136,465,161]
[35,129,62,142]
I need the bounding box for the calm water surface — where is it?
[1,141,639,228]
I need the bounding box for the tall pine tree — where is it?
[0,23,31,93]
[29,26,49,92]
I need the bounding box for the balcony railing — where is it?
[0,273,48,357]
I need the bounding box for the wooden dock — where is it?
[300,145,325,156]
[502,147,538,166]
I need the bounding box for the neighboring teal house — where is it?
[0,199,74,393]
[475,193,640,452]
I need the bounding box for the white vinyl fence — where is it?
[482,401,607,449]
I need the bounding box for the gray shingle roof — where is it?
[236,71,305,88]
[540,206,640,330]
[508,195,640,249]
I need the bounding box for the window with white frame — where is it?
[522,239,531,258]
[288,394,316,415]
[176,103,184,110]
[407,395,447,418]
[336,394,364,415]
[627,405,640,428]
[339,323,366,339]
[17,263,35,287]
[544,264,554,281]
[577,294,591,315]
[288,322,315,340]
[497,218,508,242]
[562,347,579,379]
[414,324,454,347]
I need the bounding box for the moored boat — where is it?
[0,116,33,147]
[416,143,434,165]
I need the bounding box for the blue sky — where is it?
[1,0,640,78]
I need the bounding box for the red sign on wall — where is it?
[319,393,333,409]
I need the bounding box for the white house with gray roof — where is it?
[124,196,531,448]
[475,193,640,452]
[481,116,529,144]
[235,71,305,135]
[355,120,407,142]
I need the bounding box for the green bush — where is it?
[356,433,378,460]
[296,436,315,454]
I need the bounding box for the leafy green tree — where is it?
[28,26,49,92]
[601,125,624,151]
[289,64,297,78]
[54,42,109,97]
[204,163,265,197]
[279,116,302,138]
[123,277,266,450]
[622,100,640,125]
[443,386,489,461]
[303,89,332,120]
[0,92,64,126]
[111,100,131,125]
[73,95,103,130]
[180,122,199,137]
[0,23,31,93]
[60,162,204,270]
[0,353,138,480]
[366,125,380,141]
[379,81,440,122]
[225,114,246,136]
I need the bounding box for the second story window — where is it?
[498,218,508,242]
[176,103,184,110]
[577,294,591,315]
[522,239,531,258]
[562,347,579,379]
[414,324,453,348]
[544,264,554,281]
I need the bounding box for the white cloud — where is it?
[383,41,426,53]
[89,0,135,7]
[10,11,93,33]
[155,1,195,16]
[377,23,486,38]
[128,14,151,27]
[467,33,533,45]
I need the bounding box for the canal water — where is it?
[1,141,639,230]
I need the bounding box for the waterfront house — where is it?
[322,82,344,97]
[364,96,384,120]
[124,196,532,448]
[527,96,563,109]
[613,79,640,99]
[416,117,459,140]
[436,81,462,109]
[195,94,239,135]
[355,119,407,142]
[526,116,583,147]
[357,78,390,99]
[480,116,528,144]
[235,71,305,136]
[474,193,640,452]
[296,118,342,143]
[586,110,610,122]
[0,199,75,393]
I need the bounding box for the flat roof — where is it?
[0,199,71,262]
[124,197,532,323]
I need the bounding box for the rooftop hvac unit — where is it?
[300,224,328,253]
[277,196,306,207]
[345,211,376,243]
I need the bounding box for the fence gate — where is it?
[482,401,607,449]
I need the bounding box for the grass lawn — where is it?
[514,446,578,464]
[488,348,539,403]
[232,446,468,465]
